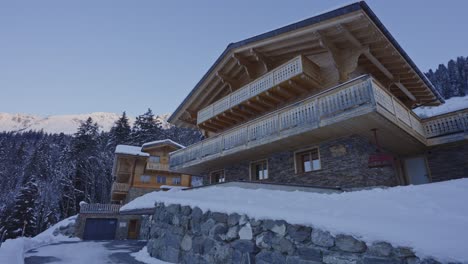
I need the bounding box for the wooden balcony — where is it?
[111,182,130,193]
[80,203,122,214]
[146,162,169,171]
[197,55,321,131]
[422,109,468,146]
[171,75,435,173]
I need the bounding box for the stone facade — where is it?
[426,141,468,182]
[146,203,451,264]
[205,135,400,188]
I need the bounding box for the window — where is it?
[210,170,225,184]
[296,148,321,173]
[172,177,181,185]
[140,175,151,183]
[251,160,268,180]
[156,176,166,184]
[149,156,160,163]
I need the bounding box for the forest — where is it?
[0,56,466,239]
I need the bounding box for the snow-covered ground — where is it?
[131,246,169,264]
[414,95,468,118]
[0,215,79,264]
[121,179,468,263]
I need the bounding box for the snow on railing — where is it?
[197,56,303,124]
[80,204,122,214]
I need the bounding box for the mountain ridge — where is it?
[0,112,171,134]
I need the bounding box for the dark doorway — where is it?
[83,218,117,240]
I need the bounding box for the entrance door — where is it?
[83,218,117,240]
[404,157,430,185]
[128,219,139,239]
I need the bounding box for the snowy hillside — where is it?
[0,112,171,134]
[414,95,468,118]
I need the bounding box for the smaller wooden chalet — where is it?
[75,139,192,240]
[167,2,468,188]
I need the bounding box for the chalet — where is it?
[76,139,192,240]
[167,2,467,188]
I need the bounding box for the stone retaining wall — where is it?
[146,203,450,264]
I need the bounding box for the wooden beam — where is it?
[255,96,275,108]
[288,80,308,94]
[218,114,238,124]
[216,72,237,91]
[275,85,296,97]
[250,48,274,72]
[266,91,286,102]
[246,100,267,112]
[222,112,242,123]
[212,118,231,127]
[236,105,257,116]
[232,53,256,80]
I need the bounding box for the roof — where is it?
[141,139,185,151]
[168,1,444,124]
[114,145,149,157]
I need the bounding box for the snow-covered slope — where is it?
[0,112,171,134]
[414,95,468,118]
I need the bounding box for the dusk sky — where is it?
[1,0,466,117]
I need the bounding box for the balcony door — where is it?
[404,156,430,185]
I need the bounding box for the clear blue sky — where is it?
[1,0,466,116]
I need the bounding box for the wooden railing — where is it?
[111,182,130,193]
[422,109,468,138]
[146,162,169,171]
[80,203,122,214]
[197,55,317,124]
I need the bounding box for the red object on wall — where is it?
[368,153,394,168]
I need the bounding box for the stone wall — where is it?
[146,203,447,264]
[426,141,468,182]
[204,135,399,188]
[139,215,152,240]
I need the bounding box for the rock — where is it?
[181,205,192,216]
[264,220,287,236]
[201,218,216,236]
[335,234,367,253]
[287,224,312,243]
[286,256,323,264]
[202,238,216,254]
[255,250,286,264]
[239,223,253,240]
[421,258,442,264]
[166,204,181,214]
[191,207,203,220]
[367,242,393,257]
[210,212,228,223]
[406,257,421,264]
[296,246,322,262]
[212,244,233,263]
[190,219,202,235]
[323,252,360,264]
[182,253,205,264]
[181,234,192,251]
[250,218,262,227]
[172,214,180,226]
[209,223,227,240]
[394,247,415,258]
[233,251,254,264]
[272,236,295,255]
[161,246,179,263]
[222,226,239,241]
[256,232,274,249]
[362,256,402,264]
[311,229,335,248]
[239,215,249,225]
[164,232,182,250]
[228,213,240,227]
[232,240,256,253]
[191,236,204,254]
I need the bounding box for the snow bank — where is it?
[0,215,79,264]
[122,179,468,262]
[115,145,149,156]
[414,95,468,118]
[131,246,170,264]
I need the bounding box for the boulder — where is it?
[311,229,335,248]
[335,234,367,253]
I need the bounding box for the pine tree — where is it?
[131,108,164,145]
[109,112,131,146]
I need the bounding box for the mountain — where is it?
[0,112,171,134]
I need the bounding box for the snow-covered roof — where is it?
[115,145,149,157]
[159,185,189,190]
[121,179,468,262]
[141,139,185,150]
[414,95,468,118]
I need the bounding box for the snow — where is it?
[142,139,185,149]
[0,215,79,264]
[159,185,188,191]
[131,246,170,264]
[115,145,149,156]
[122,179,468,263]
[414,95,468,118]
[26,241,110,264]
[0,112,172,134]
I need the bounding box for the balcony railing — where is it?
[111,182,130,193]
[422,109,468,139]
[146,162,169,171]
[171,75,430,169]
[197,55,320,124]
[80,203,122,214]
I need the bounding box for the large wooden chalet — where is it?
[168,2,467,188]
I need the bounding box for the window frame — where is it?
[172,177,181,185]
[139,175,151,184]
[156,175,166,184]
[250,159,269,181]
[209,170,225,184]
[294,147,321,174]
[149,156,161,163]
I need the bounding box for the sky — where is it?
[0,0,466,117]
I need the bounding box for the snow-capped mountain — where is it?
[0,112,171,134]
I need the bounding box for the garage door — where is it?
[83,218,117,240]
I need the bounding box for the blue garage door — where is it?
[83,218,117,240]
